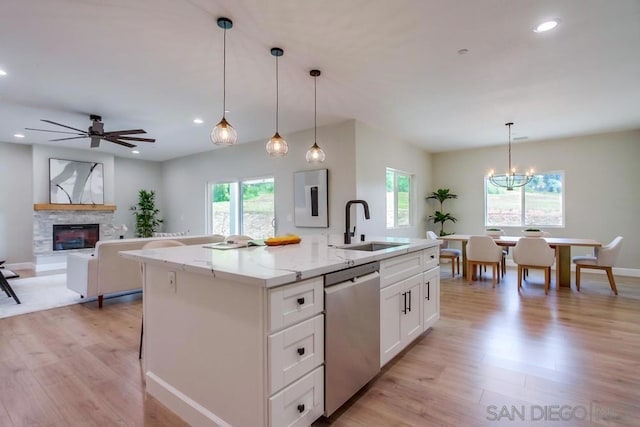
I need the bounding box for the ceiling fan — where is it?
[25,114,156,148]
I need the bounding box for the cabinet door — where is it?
[401,273,423,344]
[423,268,440,329]
[380,281,403,367]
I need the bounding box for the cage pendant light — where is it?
[211,17,238,146]
[488,122,534,190]
[266,48,288,157]
[306,69,326,163]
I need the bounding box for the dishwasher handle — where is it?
[324,271,380,295]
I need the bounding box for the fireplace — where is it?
[52,224,99,251]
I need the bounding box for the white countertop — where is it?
[120,234,440,288]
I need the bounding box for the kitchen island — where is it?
[121,234,440,427]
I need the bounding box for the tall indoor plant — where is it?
[426,188,458,236]
[130,189,163,237]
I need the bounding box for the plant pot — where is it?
[523,230,543,237]
[485,229,504,238]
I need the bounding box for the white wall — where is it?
[0,142,33,263]
[32,145,115,203]
[355,122,432,239]
[113,157,163,238]
[432,130,640,269]
[161,120,357,237]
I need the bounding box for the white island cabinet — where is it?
[380,245,440,367]
[121,235,440,427]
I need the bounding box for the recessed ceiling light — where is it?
[0,69,7,76]
[193,118,204,124]
[14,133,25,138]
[534,20,558,33]
[131,150,140,154]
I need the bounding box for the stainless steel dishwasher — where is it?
[324,261,380,416]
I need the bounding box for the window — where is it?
[208,177,275,238]
[386,168,413,228]
[485,172,564,227]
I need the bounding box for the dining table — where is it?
[439,235,602,288]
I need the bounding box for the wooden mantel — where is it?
[34,204,117,212]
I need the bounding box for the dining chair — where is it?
[572,236,623,295]
[512,237,555,294]
[427,231,461,277]
[139,239,186,359]
[466,235,503,286]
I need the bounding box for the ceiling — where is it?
[1,0,639,161]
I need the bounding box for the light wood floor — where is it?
[1,268,638,426]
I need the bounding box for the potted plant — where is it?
[426,188,458,236]
[523,228,543,237]
[130,189,163,237]
[485,227,504,238]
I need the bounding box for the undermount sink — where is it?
[339,242,407,252]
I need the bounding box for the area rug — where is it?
[0,274,83,319]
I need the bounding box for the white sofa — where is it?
[66,234,225,307]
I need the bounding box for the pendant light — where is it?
[266,47,288,157]
[306,69,326,163]
[210,17,238,146]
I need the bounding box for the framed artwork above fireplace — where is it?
[49,158,104,205]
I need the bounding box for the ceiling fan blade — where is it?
[103,129,146,136]
[115,136,156,142]
[49,136,89,142]
[105,137,136,148]
[40,119,87,133]
[25,128,86,135]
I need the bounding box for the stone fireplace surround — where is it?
[33,208,118,269]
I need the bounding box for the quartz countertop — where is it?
[120,234,440,288]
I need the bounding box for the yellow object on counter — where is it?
[264,234,302,246]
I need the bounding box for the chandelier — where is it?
[488,122,534,190]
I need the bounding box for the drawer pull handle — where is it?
[297,297,305,305]
[297,347,305,356]
[297,403,305,413]
[430,254,435,259]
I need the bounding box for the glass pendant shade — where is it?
[266,47,288,157]
[306,69,325,163]
[211,17,237,146]
[211,117,237,145]
[266,132,288,157]
[306,142,325,163]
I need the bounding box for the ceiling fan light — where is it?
[266,132,288,157]
[211,117,237,145]
[306,142,325,163]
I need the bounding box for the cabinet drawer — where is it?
[269,314,324,395]
[423,246,439,271]
[269,277,324,333]
[269,366,324,427]
[380,251,423,288]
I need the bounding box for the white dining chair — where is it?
[427,231,461,277]
[512,237,555,294]
[466,235,503,286]
[572,236,623,295]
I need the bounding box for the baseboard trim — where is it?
[146,372,231,427]
[4,262,35,271]
[35,262,67,272]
